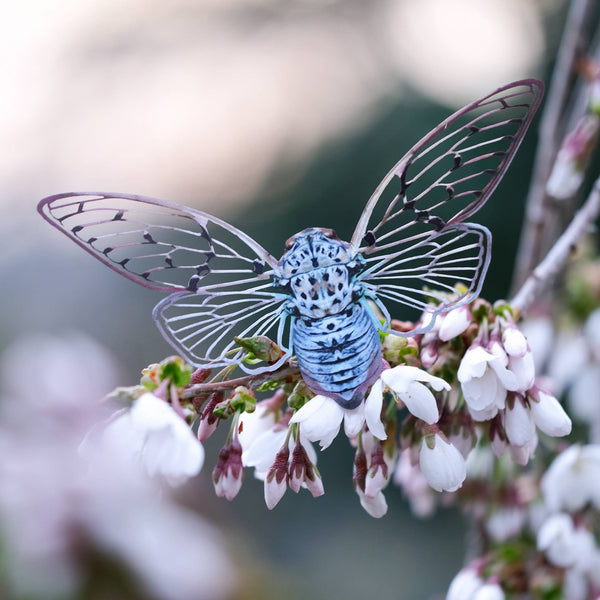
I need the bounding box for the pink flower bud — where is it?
[213,440,244,501]
[264,446,290,509]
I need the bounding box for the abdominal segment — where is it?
[293,303,383,410]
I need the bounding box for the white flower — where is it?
[485,507,526,542]
[585,308,600,361]
[458,345,518,420]
[502,327,528,358]
[508,350,535,392]
[364,379,387,440]
[381,365,450,424]
[520,317,554,373]
[548,331,588,395]
[290,393,380,449]
[103,393,204,486]
[364,441,395,499]
[546,151,584,199]
[563,568,589,600]
[264,445,290,509]
[542,445,600,512]
[213,440,244,501]
[473,582,505,600]
[447,567,484,600]
[393,451,435,517]
[289,440,324,498]
[419,433,466,492]
[546,114,598,200]
[569,365,600,427]
[242,421,289,479]
[504,397,536,448]
[508,432,538,466]
[537,513,596,570]
[439,305,471,341]
[237,394,281,451]
[529,389,572,437]
[0,334,235,600]
[356,487,388,518]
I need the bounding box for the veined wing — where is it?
[351,80,543,255]
[350,80,542,326]
[38,192,281,292]
[364,223,491,335]
[154,288,292,371]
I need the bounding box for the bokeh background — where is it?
[0,0,569,598]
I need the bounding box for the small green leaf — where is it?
[257,380,281,392]
[235,336,284,364]
[287,380,312,410]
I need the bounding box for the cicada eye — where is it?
[285,233,300,251]
[321,228,339,241]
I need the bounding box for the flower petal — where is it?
[356,488,388,518]
[343,403,366,439]
[419,435,466,492]
[365,380,386,440]
[530,391,572,437]
[398,381,439,424]
[290,395,344,450]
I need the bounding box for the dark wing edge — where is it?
[38,192,280,292]
[350,79,544,252]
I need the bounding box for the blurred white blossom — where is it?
[542,445,600,513]
[0,333,235,600]
[103,392,204,486]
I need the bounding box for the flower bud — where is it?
[439,306,471,341]
[419,433,466,492]
[546,114,600,200]
[234,335,284,364]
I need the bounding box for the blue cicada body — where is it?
[38,80,544,408]
[277,228,381,408]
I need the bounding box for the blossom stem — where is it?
[226,411,240,445]
[210,364,238,384]
[511,0,594,291]
[511,176,600,315]
[182,362,300,399]
[170,383,186,419]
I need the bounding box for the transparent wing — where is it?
[351,80,543,327]
[351,80,543,253]
[364,223,491,335]
[154,288,292,372]
[38,192,281,292]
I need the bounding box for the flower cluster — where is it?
[98,296,572,524]
[451,308,571,465]
[537,445,600,598]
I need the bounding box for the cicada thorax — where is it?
[276,228,383,409]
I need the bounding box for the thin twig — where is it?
[181,361,300,398]
[511,0,592,293]
[511,176,600,314]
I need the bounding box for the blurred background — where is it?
[0,0,570,598]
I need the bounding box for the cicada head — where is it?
[280,227,353,277]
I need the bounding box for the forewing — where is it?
[364,223,491,335]
[154,288,291,372]
[38,192,280,292]
[351,80,543,253]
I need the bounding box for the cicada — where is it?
[38,80,543,409]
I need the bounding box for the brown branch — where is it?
[511,176,600,315]
[181,361,300,398]
[511,0,593,293]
